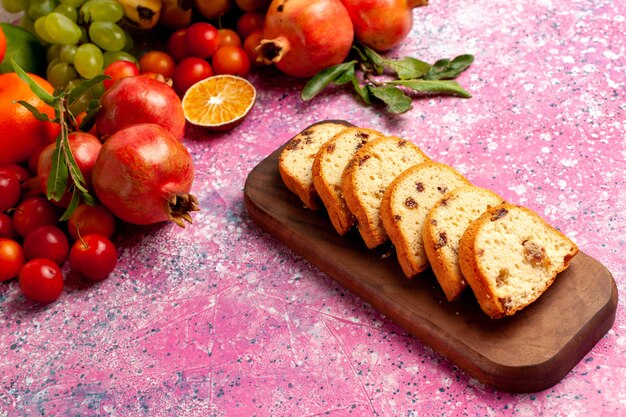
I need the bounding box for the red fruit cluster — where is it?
[0,163,118,304]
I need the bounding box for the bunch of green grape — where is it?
[2,0,137,93]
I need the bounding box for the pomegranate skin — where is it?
[340,0,427,51]
[38,132,103,207]
[259,0,354,78]
[95,76,186,141]
[92,124,198,227]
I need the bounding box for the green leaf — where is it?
[81,189,97,206]
[59,190,81,221]
[368,86,413,114]
[68,74,109,107]
[47,135,68,202]
[389,79,472,98]
[16,100,54,122]
[301,61,357,101]
[78,98,101,132]
[386,57,431,80]
[424,54,474,80]
[361,44,385,75]
[11,58,57,106]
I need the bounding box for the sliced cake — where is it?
[312,127,384,235]
[341,136,430,248]
[458,203,579,319]
[423,186,505,301]
[380,162,471,278]
[279,121,352,210]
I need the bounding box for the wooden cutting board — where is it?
[243,125,618,393]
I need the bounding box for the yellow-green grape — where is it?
[122,28,134,51]
[2,0,30,13]
[59,44,77,63]
[74,42,103,78]
[102,50,137,67]
[47,57,60,71]
[53,3,78,22]
[47,44,62,61]
[34,16,56,44]
[27,0,58,21]
[89,0,123,22]
[60,0,84,7]
[45,12,82,45]
[88,21,125,52]
[47,61,78,88]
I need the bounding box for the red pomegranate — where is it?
[258,0,354,78]
[340,0,428,51]
[92,123,199,227]
[95,76,186,140]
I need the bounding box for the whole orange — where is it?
[0,72,60,165]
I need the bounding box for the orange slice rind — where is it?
[182,74,257,131]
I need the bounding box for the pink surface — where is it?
[1,0,625,415]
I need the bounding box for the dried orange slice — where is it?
[182,74,256,131]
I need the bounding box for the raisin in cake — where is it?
[312,127,384,235]
[381,162,471,278]
[279,121,352,210]
[341,136,430,248]
[423,186,505,301]
[458,204,579,319]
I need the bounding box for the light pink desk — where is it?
[1,0,624,415]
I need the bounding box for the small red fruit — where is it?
[69,233,117,281]
[172,57,213,95]
[19,258,64,303]
[167,29,189,61]
[0,238,24,282]
[12,197,58,237]
[212,46,250,77]
[0,168,21,212]
[38,132,102,206]
[23,225,70,265]
[185,22,219,59]
[67,203,116,240]
[103,60,140,90]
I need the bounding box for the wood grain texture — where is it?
[243,129,618,393]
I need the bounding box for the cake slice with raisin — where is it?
[381,162,471,278]
[458,204,579,319]
[423,186,505,301]
[279,121,352,210]
[341,136,430,249]
[312,127,384,235]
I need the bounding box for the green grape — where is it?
[79,26,89,43]
[60,44,77,63]
[53,4,78,22]
[45,12,82,45]
[122,28,134,52]
[89,0,123,22]
[88,21,125,52]
[47,62,78,88]
[102,50,137,67]
[60,0,84,7]
[27,0,58,21]
[79,0,106,23]
[2,0,30,13]
[74,43,103,79]
[34,16,56,44]
[47,44,62,61]
[47,57,60,71]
